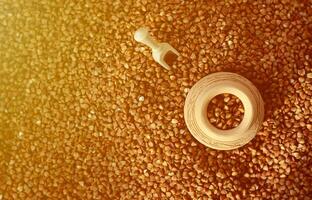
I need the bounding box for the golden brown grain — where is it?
[207,93,244,130]
[0,0,311,199]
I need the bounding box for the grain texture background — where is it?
[0,0,311,199]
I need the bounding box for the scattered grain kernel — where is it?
[1,1,310,199]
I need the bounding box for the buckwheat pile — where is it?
[207,94,245,130]
[0,0,311,199]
